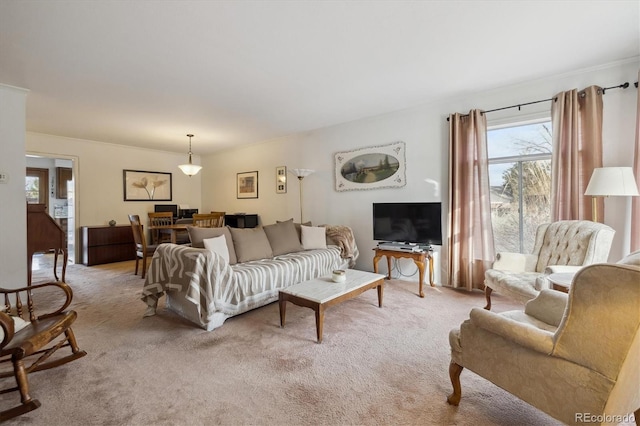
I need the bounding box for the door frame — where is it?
[26,152,80,264]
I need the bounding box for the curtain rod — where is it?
[446,81,632,121]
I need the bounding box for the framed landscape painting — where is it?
[334,141,406,191]
[123,170,172,201]
[237,171,259,199]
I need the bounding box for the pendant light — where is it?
[178,134,202,176]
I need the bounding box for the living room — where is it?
[18,61,640,278]
[1,1,639,425]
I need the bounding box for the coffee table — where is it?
[279,269,385,343]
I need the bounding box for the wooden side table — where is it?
[548,272,575,293]
[373,248,434,297]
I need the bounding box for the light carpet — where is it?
[2,256,567,426]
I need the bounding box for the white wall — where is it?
[202,59,640,284]
[0,84,28,288]
[26,133,202,262]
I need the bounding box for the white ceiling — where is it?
[1,1,638,154]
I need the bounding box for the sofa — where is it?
[141,220,359,331]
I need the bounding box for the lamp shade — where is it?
[178,163,202,176]
[585,167,639,196]
[290,168,315,179]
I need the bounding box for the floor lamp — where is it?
[584,167,639,223]
[290,168,315,223]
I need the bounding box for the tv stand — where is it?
[372,247,434,298]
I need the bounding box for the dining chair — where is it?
[147,211,174,244]
[210,211,226,226]
[192,212,225,228]
[128,214,158,279]
[174,218,192,244]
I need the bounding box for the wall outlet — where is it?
[0,172,9,184]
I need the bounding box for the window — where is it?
[25,167,49,208]
[488,120,552,254]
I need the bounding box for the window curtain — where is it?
[632,73,640,251]
[550,86,603,221]
[447,110,495,290]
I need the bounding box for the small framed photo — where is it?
[237,171,259,199]
[276,166,287,194]
[123,169,172,201]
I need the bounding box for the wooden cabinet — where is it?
[225,214,258,228]
[82,225,135,266]
[56,167,72,199]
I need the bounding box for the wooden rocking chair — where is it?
[0,281,86,421]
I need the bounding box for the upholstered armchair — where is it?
[484,220,614,309]
[447,257,640,426]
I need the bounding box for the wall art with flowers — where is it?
[123,170,172,201]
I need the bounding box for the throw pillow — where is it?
[0,314,30,342]
[186,226,237,265]
[229,227,274,263]
[203,235,230,263]
[277,218,312,242]
[263,220,303,255]
[301,225,327,250]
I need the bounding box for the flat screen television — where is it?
[373,202,442,245]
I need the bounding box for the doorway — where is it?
[25,155,77,264]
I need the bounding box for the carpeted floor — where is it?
[2,255,569,426]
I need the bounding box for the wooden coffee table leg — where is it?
[377,281,384,307]
[315,304,324,343]
[279,294,287,327]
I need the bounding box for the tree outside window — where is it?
[488,120,552,253]
[25,176,40,203]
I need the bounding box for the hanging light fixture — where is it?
[178,134,202,176]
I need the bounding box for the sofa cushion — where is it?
[301,225,327,250]
[0,315,30,343]
[263,220,303,255]
[617,249,640,266]
[277,219,312,242]
[229,227,274,263]
[484,270,540,304]
[204,235,230,263]
[186,226,237,265]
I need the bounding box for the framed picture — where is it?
[334,141,406,191]
[237,171,259,199]
[276,166,287,194]
[123,169,172,201]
